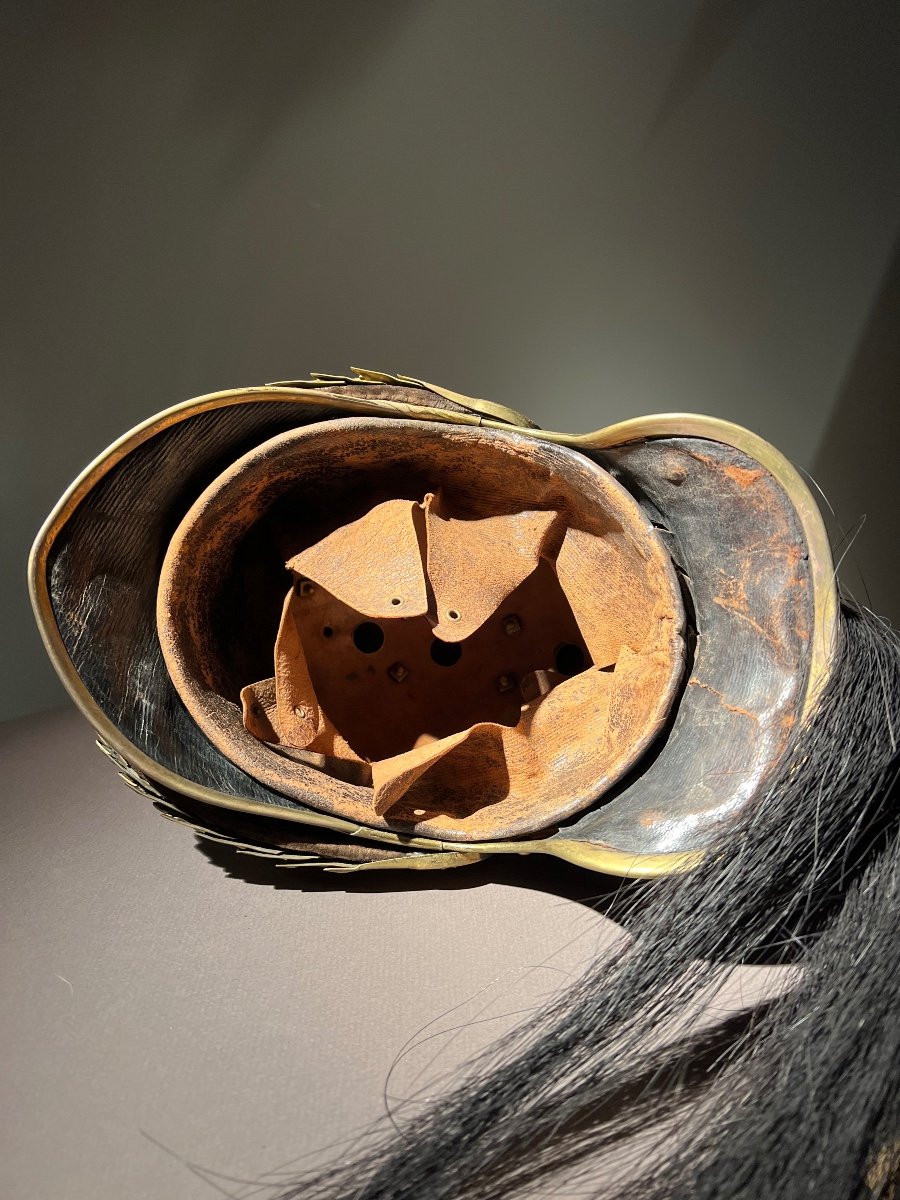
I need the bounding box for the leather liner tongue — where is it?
[421,493,560,641]
[286,498,429,619]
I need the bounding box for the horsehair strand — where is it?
[272,605,900,1200]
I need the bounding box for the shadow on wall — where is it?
[811,235,900,627]
[644,0,768,146]
[142,0,418,181]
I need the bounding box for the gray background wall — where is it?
[3,0,899,721]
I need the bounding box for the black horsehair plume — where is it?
[260,605,900,1200]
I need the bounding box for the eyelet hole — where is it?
[430,639,462,667]
[555,643,587,676]
[353,622,385,654]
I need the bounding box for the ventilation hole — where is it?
[555,643,587,676]
[391,597,402,606]
[353,622,385,654]
[447,610,460,621]
[322,626,334,639]
[430,639,462,667]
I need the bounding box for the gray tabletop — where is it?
[1,708,625,1199]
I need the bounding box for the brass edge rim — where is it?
[565,415,839,716]
[29,388,838,878]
